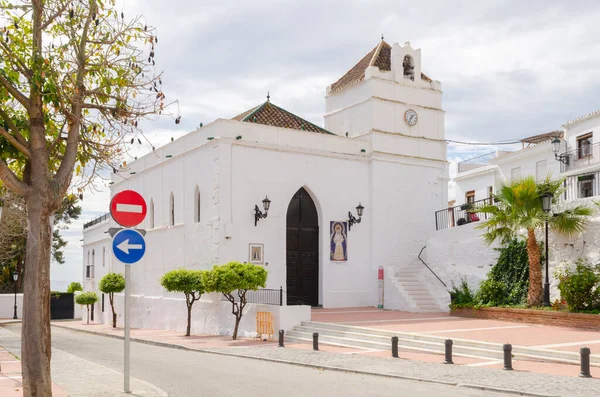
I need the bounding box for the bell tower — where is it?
[324,40,444,148]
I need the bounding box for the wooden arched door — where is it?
[286,188,319,306]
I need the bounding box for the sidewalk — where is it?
[0,346,68,397]
[51,320,600,397]
[0,326,167,397]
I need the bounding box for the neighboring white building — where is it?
[560,110,600,200]
[440,132,562,230]
[82,40,450,335]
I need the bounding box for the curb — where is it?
[50,323,560,397]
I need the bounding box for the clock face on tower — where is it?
[404,109,418,126]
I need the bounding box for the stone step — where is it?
[291,321,600,366]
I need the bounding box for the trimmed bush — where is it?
[160,269,206,336]
[75,291,98,324]
[99,273,125,328]
[205,262,267,340]
[66,282,83,293]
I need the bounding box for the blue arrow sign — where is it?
[112,229,146,265]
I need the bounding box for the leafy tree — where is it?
[66,281,82,293]
[0,192,81,270]
[478,177,591,306]
[0,2,171,394]
[75,291,98,325]
[98,272,124,328]
[205,262,267,340]
[160,269,206,336]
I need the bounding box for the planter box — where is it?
[451,306,600,331]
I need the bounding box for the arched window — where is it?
[102,247,106,266]
[92,249,95,265]
[149,199,155,229]
[403,55,415,81]
[194,186,200,223]
[169,192,175,226]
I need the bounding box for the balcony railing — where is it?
[83,212,111,230]
[220,287,283,306]
[561,142,600,173]
[434,198,496,231]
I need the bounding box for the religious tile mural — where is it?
[330,221,348,262]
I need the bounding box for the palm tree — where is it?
[477,177,592,306]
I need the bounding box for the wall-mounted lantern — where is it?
[551,137,569,165]
[348,202,364,231]
[255,196,271,226]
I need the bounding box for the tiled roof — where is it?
[330,40,432,92]
[232,100,333,135]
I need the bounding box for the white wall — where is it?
[492,142,559,183]
[454,166,497,207]
[0,293,23,318]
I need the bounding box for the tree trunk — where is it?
[233,314,241,340]
[21,201,53,397]
[109,293,116,328]
[526,228,543,307]
[185,302,192,337]
[86,305,90,325]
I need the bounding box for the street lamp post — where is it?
[12,270,18,320]
[541,192,553,307]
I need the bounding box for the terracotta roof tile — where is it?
[330,40,433,92]
[232,101,333,135]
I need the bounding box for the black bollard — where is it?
[392,336,399,358]
[580,347,592,378]
[444,339,454,364]
[278,330,285,347]
[313,332,319,351]
[503,344,513,371]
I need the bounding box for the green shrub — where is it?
[66,282,83,293]
[557,259,600,312]
[450,278,475,306]
[475,279,507,306]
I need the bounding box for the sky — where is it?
[53,0,600,288]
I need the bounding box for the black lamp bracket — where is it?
[348,211,361,231]
[255,205,268,226]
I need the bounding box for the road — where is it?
[2,324,505,397]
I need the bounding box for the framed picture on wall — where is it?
[330,221,348,262]
[248,243,264,264]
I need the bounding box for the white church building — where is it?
[82,40,450,335]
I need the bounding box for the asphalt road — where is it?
[4,324,505,397]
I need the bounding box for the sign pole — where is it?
[124,263,131,393]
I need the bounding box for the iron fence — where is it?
[434,198,496,231]
[83,212,111,229]
[220,287,283,306]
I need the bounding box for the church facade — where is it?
[82,40,449,334]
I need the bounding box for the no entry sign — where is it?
[110,190,147,227]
